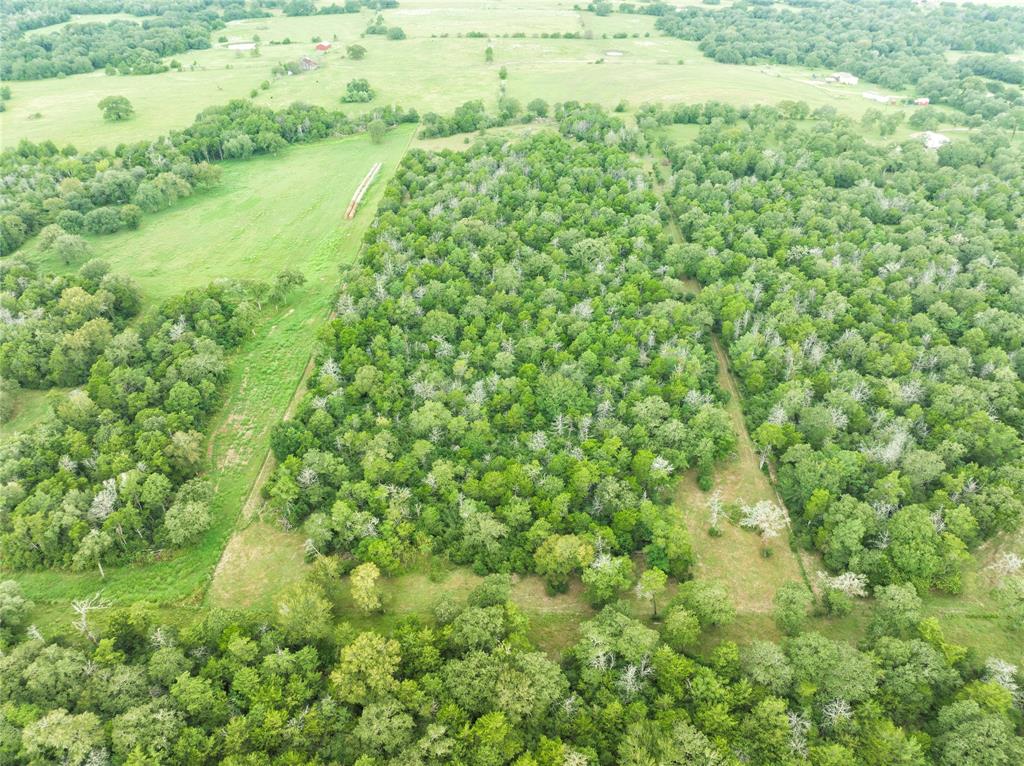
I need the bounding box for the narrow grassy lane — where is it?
[647,147,812,631]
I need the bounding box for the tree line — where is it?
[0,567,1021,764]
[0,6,223,80]
[0,99,418,256]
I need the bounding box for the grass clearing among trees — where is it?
[11,128,413,611]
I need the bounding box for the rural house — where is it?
[299,55,319,71]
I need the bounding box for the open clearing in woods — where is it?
[12,129,413,609]
[673,351,810,617]
[1,388,69,440]
[22,129,413,302]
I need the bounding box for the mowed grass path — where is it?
[12,127,414,607]
[1,1,911,149]
[0,388,69,440]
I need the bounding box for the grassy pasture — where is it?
[24,128,411,299]
[11,128,413,609]
[1,2,911,150]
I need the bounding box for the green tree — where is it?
[636,567,668,617]
[582,554,634,606]
[98,95,134,121]
[351,561,382,613]
[870,583,923,640]
[341,78,375,103]
[331,631,401,703]
[272,268,307,302]
[53,233,90,265]
[368,118,387,144]
[773,581,813,636]
[674,579,735,629]
[741,640,793,696]
[662,605,700,651]
[276,581,332,643]
[534,534,593,592]
[21,709,104,766]
[0,580,33,643]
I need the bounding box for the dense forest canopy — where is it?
[650,103,1024,592]
[0,259,141,388]
[263,110,736,589]
[0,270,300,570]
[2,0,1024,760]
[1,570,1021,765]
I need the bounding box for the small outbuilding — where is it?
[315,42,332,52]
[914,97,930,106]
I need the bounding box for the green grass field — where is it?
[1,1,912,150]
[24,128,412,300]
[0,388,67,439]
[11,127,414,610]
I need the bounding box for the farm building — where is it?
[299,56,319,71]
[827,71,859,85]
[315,42,332,52]
[914,97,930,106]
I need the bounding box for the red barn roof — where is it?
[315,42,331,51]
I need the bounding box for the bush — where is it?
[341,78,375,103]
[83,207,123,235]
[54,209,84,233]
